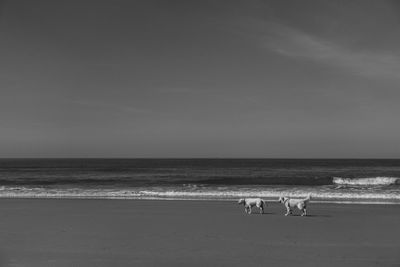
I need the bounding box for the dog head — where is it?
[278,196,288,203]
[238,198,245,205]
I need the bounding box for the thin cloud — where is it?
[266,24,400,80]
[71,99,152,115]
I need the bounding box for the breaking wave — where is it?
[333,177,400,186]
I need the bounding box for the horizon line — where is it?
[0,157,399,160]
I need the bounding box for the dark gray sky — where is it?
[1,0,400,158]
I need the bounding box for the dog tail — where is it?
[304,194,312,203]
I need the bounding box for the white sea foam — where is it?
[333,177,400,186]
[137,189,400,201]
[0,186,399,204]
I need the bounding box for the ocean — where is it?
[0,158,399,204]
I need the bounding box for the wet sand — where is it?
[0,199,399,267]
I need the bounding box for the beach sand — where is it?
[0,199,399,267]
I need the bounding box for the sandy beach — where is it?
[0,199,398,267]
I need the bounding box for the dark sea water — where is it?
[0,159,399,203]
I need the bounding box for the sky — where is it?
[0,0,400,158]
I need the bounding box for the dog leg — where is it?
[246,205,251,214]
[285,207,291,216]
[303,208,307,216]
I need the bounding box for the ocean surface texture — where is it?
[0,159,399,204]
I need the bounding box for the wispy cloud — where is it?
[266,24,400,80]
[71,99,152,115]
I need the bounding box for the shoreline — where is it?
[0,195,399,205]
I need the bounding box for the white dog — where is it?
[278,195,311,216]
[238,198,266,214]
